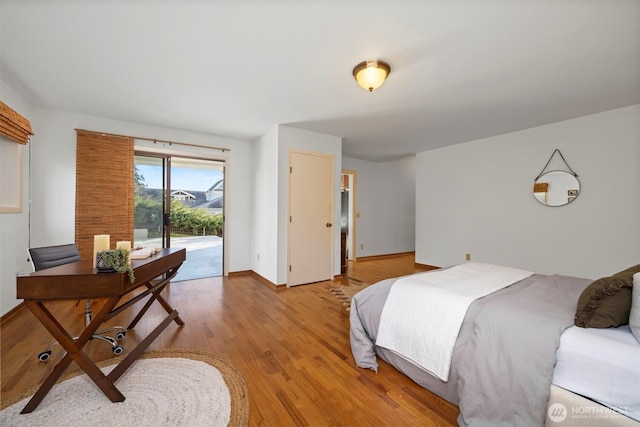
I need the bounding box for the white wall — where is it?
[0,82,33,316]
[342,156,416,258]
[251,126,280,283]
[416,105,640,279]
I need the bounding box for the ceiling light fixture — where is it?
[352,60,391,92]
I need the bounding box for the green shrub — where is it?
[134,196,223,237]
[169,199,223,236]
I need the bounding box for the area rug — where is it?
[0,349,249,427]
[329,277,371,311]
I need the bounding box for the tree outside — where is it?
[134,167,223,238]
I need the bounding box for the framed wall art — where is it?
[0,137,23,213]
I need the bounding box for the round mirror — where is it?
[533,171,580,207]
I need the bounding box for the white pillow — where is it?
[631,273,640,343]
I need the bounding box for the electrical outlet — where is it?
[360,244,364,250]
[257,253,260,261]
[466,253,471,261]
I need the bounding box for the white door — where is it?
[288,150,334,287]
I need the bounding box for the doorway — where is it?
[287,150,334,287]
[134,153,225,281]
[341,169,357,262]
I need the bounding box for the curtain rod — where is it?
[75,128,230,153]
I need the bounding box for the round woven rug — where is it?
[0,349,249,426]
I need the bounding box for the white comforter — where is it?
[375,262,533,381]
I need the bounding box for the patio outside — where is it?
[135,235,222,281]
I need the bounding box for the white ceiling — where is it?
[1,1,638,161]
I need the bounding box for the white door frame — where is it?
[287,149,335,286]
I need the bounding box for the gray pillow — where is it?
[631,273,640,343]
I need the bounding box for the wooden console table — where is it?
[16,247,186,414]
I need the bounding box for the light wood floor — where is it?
[1,253,457,426]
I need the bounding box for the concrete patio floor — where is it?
[135,235,222,281]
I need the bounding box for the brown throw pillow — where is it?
[613,264,640,281]
[575,264,640,328]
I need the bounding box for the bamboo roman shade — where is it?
[0,100,33,144]
[75,130,134,260]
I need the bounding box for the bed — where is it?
[350,262,640,427]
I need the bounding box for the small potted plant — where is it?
[96,248,135,283]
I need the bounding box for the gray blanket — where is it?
[350,273,591,427]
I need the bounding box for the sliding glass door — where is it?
[134,153,224,280]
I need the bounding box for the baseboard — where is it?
[228,270,251,277]
[355,251,415,262]
[0,301,25,325]
[415,262,440,270]
[353,252,438,270]
[250,271,286,291]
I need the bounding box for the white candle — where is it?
[116,240,132,265]
[116,241,131,251]
[93,234,110,267]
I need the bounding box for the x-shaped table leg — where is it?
[20,296,123,414]
[126,270,184,331]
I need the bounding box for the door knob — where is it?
[326,223,333,227]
